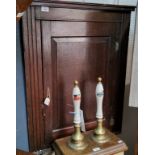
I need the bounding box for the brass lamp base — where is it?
[92,118,111,143]
[68,123,88,150]
[68,139,88,150]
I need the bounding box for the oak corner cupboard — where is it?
[22,0,135,151]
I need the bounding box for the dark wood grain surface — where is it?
[22,1,134,151]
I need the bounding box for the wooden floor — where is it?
[16,149,33,155]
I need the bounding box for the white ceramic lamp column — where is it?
[92,77,111,143]
[72,80,81,124]
[96,77,104,119]
[68,80,88,150]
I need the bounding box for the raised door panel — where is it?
[52,37,109,138]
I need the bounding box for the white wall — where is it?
[59,0,137,5]
[118,0,137,6]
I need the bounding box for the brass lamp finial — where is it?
[98,77,102,82]
[74,80,79,85]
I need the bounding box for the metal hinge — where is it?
[115,41,119,52]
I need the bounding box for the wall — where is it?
[16,21,29,151]
[118,6,138,155]
[119,86,138,155]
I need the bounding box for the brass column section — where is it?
[92,118,111,143]
[92,77,111,143]
[68,81,88,150]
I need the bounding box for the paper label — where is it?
[92,147,101,152]
[80,110,86,132]
[44,97,50,106]
[41,6,49,12]
[118,140,123,144]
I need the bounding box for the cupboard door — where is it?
[41,20,122,143]
[23,3,133,150]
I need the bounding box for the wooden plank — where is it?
[22,6,45,151]
[36,7,122,22]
